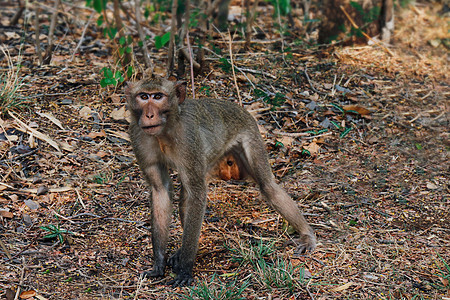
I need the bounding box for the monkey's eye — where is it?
[152,92,164,100]
[138,93,150,100]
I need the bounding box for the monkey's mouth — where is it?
[141,124,163,134]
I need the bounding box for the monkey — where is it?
[126,76,316,287]
[213,154,243,180]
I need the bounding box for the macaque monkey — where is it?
[213,154,242,180]
[126,76,316,287]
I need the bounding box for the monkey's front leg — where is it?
[168,178,207,287]
[142,165,173,278]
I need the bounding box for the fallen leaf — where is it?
[110,94,122,104]
[36,185,49,196]
[5,32,20,40]
[330,282,354,292]
[20,290,36,299]
[36,112,65,130]
[110,106,131,122]
[24,200,39,210]
[87,130,107,139]
[105,130,130,142]
[279,136,294,147]
[426,182,439,190]
[343,105,371,116]
[79,106,93,119]
[96,150,109,158]
[0,210,14,218]
[57,141,75,152]
[304,141,320,155]
[22,187,73,194]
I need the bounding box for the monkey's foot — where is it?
[167,250,181,273]
[167,251,195,287]
[168,273,194,287]
[294,230,317,254]
[141,265,166,278]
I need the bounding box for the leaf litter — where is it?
[0,1,448,299]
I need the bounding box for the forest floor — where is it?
[0,1,449,299]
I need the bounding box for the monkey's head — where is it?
[126,76,187,136]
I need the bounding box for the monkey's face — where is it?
[126,77,187,136]
[134,90,172,135]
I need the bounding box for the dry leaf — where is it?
[279,136,294,147]
[426,182,439,190]
[79,106,93,119]
[57,141,75,152]
[22,187,73,194]
[96,150,109,158]
[304,141,320,155]
[343,105,371,116]
[105,130,130,142]
[110,94,122,104]
[0,210,14,218]
[330,282,354,292]
[36,112,65,130]
[309,93,319,101]
[110,106,131,122]
[20,290,36,299]
[5,32,20,40]
[87,130,107,139]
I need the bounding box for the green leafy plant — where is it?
[219,57,232,73]
[181,274,249,300]
[270,0,291,17]
[92,171,114,184]
[155,32,171,49]
[100,67,125,88]
[199,86,211,96]
[253,88,286,109]
[40,224,74,244]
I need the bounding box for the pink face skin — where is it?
[137,91,171,136]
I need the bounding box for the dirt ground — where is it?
[0,1,448,299]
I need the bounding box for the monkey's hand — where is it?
[294,230,317,254]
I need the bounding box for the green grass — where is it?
[181,274,249,300]
[0,46,27,115]
[254,256,307,293]
[228,239,277,265]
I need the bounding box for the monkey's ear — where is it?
[175,81,187,103]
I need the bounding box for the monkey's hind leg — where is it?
[239,139,317,253]
[167,176,208,287]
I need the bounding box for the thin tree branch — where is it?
[167,0,178,75]
[134,0,152,69]
[43,0,61,64]
[70,11,95,62]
